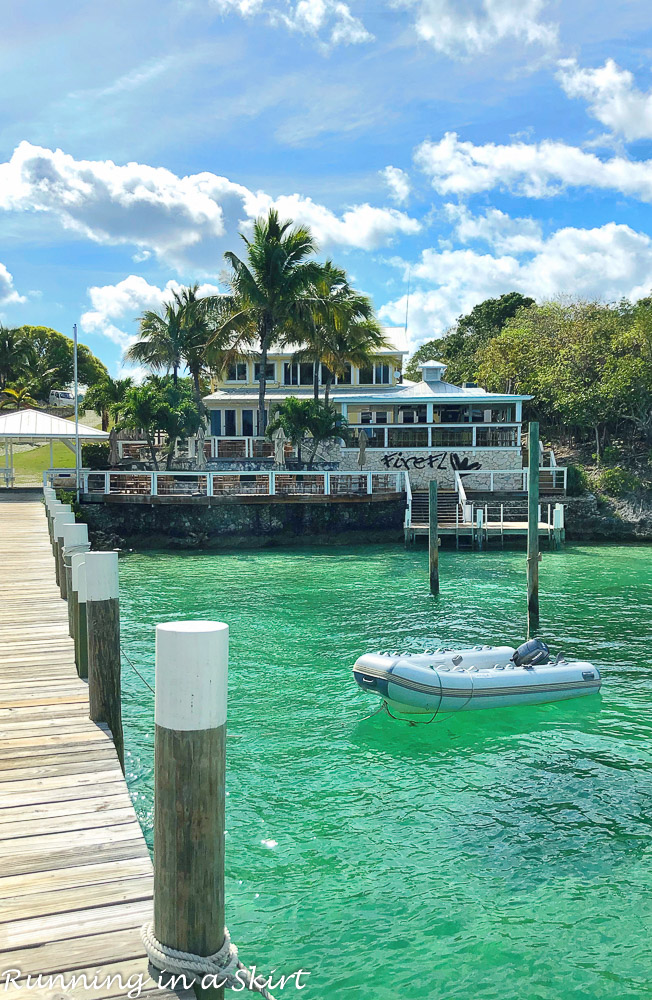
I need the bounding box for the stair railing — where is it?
[404,471,413,530]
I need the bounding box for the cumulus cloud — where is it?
[0,142,418,268]
[380,222,652,344]
[415,131,652,201]
[80,276,221,351]
[0,263,25,305]
[557,58,652,142]
[444,204,543,254]
[404,0,557,57]
[381,166,411,205]
[212,0,372,47]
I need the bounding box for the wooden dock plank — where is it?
[0,495,180,998]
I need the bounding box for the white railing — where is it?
[404,471,413,529]
[45,468,404,499]
[458,467,567,492]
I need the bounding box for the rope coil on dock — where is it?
[141,923,277,998]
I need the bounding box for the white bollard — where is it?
[63,523,90,635]
[53,512,75,590]
[152,621,229,996]
[71,553,88,678]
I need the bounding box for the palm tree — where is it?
[118,385,164,469]
[207,209,323,435]
[81,376,133,431]
[290,262,388,403]
[0,385,40,410]
[320,319,389,406]
[0,328,32,390]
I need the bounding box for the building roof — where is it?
[203,386,358,403]
[0,408,109,440]
[336,378,532,405]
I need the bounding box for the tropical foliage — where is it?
[81,376,133,430]
[0,385,40,410]
[0,325,107,399]
[117,377,202,470]
[266,397,347,468]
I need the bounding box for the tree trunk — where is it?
[594,424,601,464]
[166,442,175,470]
[101,409,109,432]
[173,365,178,387]
[313,357,319,402]
[324,375,333,407]
[297,438,303,467]
[147,431,159,470]
[258,334,268,437]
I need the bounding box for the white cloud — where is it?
[557,58,652,142]
[0,263,25,305]
[212,0,372,46]
[0,142,419,267]
[444,204,543,254]
[380,222,652,344]
[405,0,557,57]
[415,131,652,201]
[80,276,221,351]
[381,166,411,205]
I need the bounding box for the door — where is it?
[224,410,236,436]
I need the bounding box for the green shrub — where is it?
[601,445,621,465]
[82,442,110,469]
[566,464,588,496]
[596,466,639,497]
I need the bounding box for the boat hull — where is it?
[353,647,601,715]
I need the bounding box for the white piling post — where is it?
[85,551,123,770]
[53,511,75,592]
[63,523,90,636]
[153,621,229,999]
[71,553,88,678]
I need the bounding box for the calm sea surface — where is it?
[119,543,652,999]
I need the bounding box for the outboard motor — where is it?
[511,638,550,668]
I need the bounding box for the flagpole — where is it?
[73,323,80,503]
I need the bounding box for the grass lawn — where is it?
[12,442,75,483]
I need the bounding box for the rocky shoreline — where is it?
[564,493,652,542]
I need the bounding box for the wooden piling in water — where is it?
[429,479,439,594]
[527,420,540,635]
[153,621,228,1000]
[71,552,88,678]
[85,551,124,771]
[62,523,90,636]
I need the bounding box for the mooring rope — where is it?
[120,644,155,694]
[141,923,277,998]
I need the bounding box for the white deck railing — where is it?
[45,468,404,499]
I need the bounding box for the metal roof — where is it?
[0,408,109,440]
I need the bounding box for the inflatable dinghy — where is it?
[353,639,601,715]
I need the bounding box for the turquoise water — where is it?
[119,544,652,999]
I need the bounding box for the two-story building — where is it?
[201,329,532,489]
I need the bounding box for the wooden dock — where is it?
[0,493,191,999]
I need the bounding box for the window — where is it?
[357,428,385,448]
[399,405,426,425]
[242,410,254,436]
[254,362,275,382]
[375,363,391,384]
[431,428,473,447]
[359,365,373,384]
[299,363,314,385]
[336,365,352,385]
[476,427,518,447]
[224,410,236,436]
[210,411,222,436]
[284,363,298,385]
[321,365,333,385]
[375,411,388,424]
[388,428,428,448]
[227,362,247,382]
[361,411,373,424]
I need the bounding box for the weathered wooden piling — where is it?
[527,421,540,634]
[85,551,124,771]
[52,510,75,591]
[153,621,228,1000]
[71,551,89,678]
[62,523,90,637]
[429,479,439,594]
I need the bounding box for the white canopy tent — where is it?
[0,408,109,487]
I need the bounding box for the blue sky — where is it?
[2,0,652,378]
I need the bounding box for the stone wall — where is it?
[338,448,521,488]
[79,495,406,550]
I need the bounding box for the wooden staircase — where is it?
[411,488,462,527]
